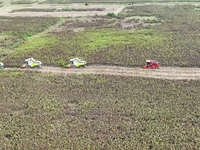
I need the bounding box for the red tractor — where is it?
[142,60,159,69]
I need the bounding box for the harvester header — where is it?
[0,62,4,69]
[21,58,42,69]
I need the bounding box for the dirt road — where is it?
[4,65,200,80]
[0,4,125,17]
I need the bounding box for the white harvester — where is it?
[66,58,87,69]
[21,58,42,69]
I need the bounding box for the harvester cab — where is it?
[21,58,42,69]
[0,62,4,69]
[66,58,87,69]
[142,60,159,69]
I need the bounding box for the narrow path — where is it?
[27,17,67,41]
[4,65,200,80]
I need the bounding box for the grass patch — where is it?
[0,17,59,54]
[3,29,168,67]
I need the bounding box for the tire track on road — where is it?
[4,65,200,80]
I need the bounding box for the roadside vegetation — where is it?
[0,70,200,149]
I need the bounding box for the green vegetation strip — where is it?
[1,28,180,67]
[11,8,57,12]
[0,71,200,149]
[62,8,105,11]
[0,33,32,54]
[11,1,37,4]
[0,17,60,55]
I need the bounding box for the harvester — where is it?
[66,58,87,69]
[142,60,159,69]
[0,62,4,69]
[21,58,42,69]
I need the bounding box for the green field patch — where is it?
[186,5,200,10]
[9,34,54,53]
[2,34,57,66]
[0,17,59,55]
[3,28,170,67]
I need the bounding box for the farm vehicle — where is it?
[0,62,4,69]
[21,58,42,69]
[142,60,159,69]
[66,58,87,69]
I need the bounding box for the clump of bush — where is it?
[106,13,116,17]
[62,7,72,11]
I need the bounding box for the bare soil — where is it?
[4,65,200,80]
[0,4,125,17]
[2,1,200,18]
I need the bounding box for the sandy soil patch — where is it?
[0,4,125,17]
[131,2,200,6]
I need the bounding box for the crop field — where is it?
[0,17,59,55]
[0,71,200,149]
[2,4,200,67]
[1,1,200,149]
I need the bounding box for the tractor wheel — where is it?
[27,65,31,69]
[78,65,84,69]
